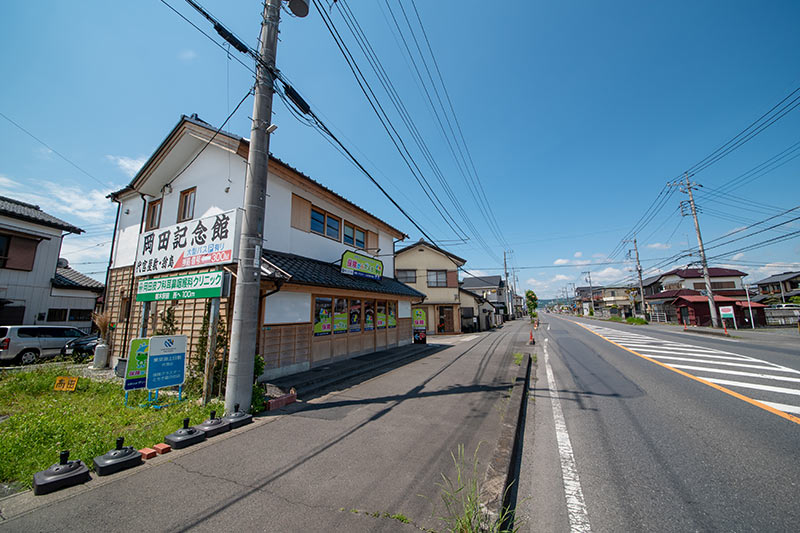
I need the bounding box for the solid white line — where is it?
[666,364,800,383]
[543,341,592,532]
[617,343,722,354]
[646,356,800,372]
[704,378,800,397]
[760,400,800,415]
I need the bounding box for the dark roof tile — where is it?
[0,196,83,234]
[52,267,104,292]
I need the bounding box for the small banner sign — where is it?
[136,270,224,302]
[412,308,427,330]
[124,338,149,391]
[146,335,187,390]
[54,376,78,391]
[719,306,735,318]
[340,250,383,280]
[134,209,242,277]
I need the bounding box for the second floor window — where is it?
[397,269,416,283]
[310,207,342,241]
[344,222,366,249]
[178,188,196,222]
[145,199,161,230]
[427,270,447,287]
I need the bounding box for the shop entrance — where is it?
[438,306,454,333]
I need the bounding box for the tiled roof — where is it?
[753,271,800,285]
[262,249,426,299]
[0,196,83,234]
[461,274,503,289]
[673,295,738,304]
[662,267,747,278]
[52,267,104,292]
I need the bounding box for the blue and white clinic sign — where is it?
[145,335,188,390]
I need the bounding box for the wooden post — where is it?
[202,297,221,405]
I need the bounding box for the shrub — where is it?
[626,317,648,325]
[608,316,624,322]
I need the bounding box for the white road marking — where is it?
[667,364,800,383]
[548,324,551,331]
[646,356,799,372]
[460,335,478,342]
[704,378,800,397]
[760,401,800,415]
[543,339,592,532]
[579,323,800,418]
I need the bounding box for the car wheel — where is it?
[16,350,38,365]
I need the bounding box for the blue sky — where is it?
[1,0,799,298]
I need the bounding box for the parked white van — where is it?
[0,326,87,365]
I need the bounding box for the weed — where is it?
[436,444,521,532]
[512,353,523,366]
[0,366,222,488]
[608,316,624,322]
[390,513,411,524]
[626,316,648,325]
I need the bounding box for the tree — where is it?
[525,290,538,316]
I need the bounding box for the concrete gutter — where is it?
[481,352,532,526]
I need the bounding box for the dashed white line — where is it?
[666,364,800,383]
[543,339,592,532]
[704,378,800,397]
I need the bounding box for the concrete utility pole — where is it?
[583,270,594,313]
[225,0,282,414]
[681,173,720,328]
[503,251,511,318]
[625,237,647,317]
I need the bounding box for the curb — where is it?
[481,352,532,524]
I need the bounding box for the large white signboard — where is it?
[134,209,242,277]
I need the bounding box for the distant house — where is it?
[461,274,507,322]
[459,287,496,332]
[0,196,102,330]
[753,271,800,304]
[575,285,602,316]
[394,239,464,334]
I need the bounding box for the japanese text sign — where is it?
[719,306,735,318]
[413,309,426,330]
[146,335,187,390]
[340,250,383,280]
[124,338,149,391]
[136,271,224,302]
[134,209,241,277]
[54,376,78,391]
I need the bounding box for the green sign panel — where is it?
[123,338,149,391]
[341,251,383,280]
[413,309,426,330]
[719,306,735,318]
[136,270,224,302]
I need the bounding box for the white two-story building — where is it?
[105,114,424,379]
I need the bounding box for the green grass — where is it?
[626,317,648,325]
[608,316,624,322]
[0,366,222,488]
[512,352,524,366]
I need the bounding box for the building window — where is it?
[310,208,325,234]
[145,200,162,231]
[343,222,367,249]
[326,215,340,240]
[0,234,9,268]
[313,297,332,336]
[47,308,68,322]
[178,188,196,222]
[397,269,416,283]
[376,301,386,328]
[119,297,131,321]
[349,299,361,332]
[68,309,93,322]
[427,270,447,287]
[333,298,348,334]
[364,300,375,331]
[310,207,343,242]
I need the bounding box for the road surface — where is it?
[519,314,800,532]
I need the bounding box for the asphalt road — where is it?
[0,321,528,532]
[519,313,800,532]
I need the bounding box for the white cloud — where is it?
[551,274,569,282]
[743,262,800,282]
[106,155,146,178]
[647,242,671,250]
[573,259,591,265]
[553,258,570,265]
[574,251,583,258]
[0,174,21,190]
[592,267,626,284]
[731,253,745,261]
[178,49,197,62]
[592,253,606,258]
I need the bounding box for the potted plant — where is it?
[91,310,111,369]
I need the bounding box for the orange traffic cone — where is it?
[529,330,534,344]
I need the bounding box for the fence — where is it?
[765,308,800,326]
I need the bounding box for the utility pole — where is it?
[225,0,283,414]
[583,270,594,313]
[680,173,720,328]
[503,251,511,319]
[624,237,647,318]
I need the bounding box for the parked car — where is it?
[0,326,87,365]
[60,334,100,361]
[768,304,800,309]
